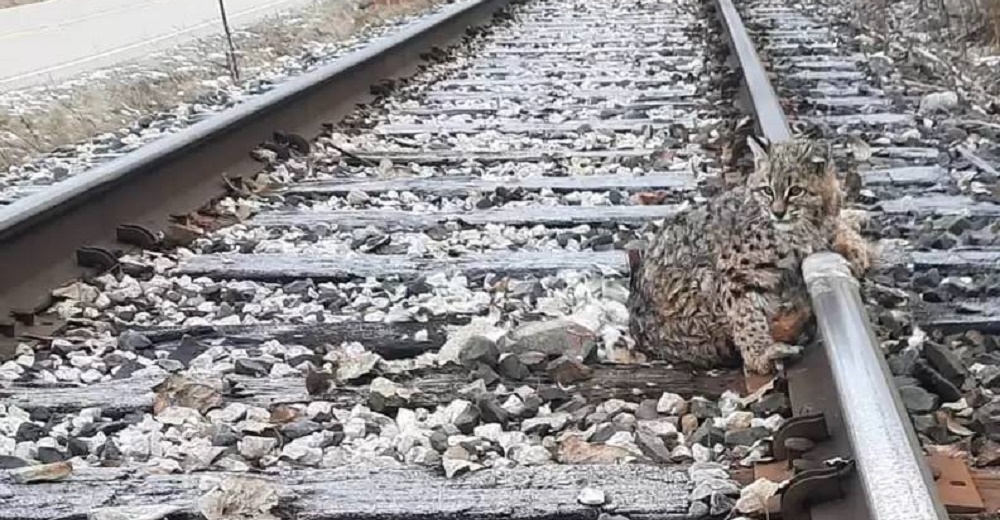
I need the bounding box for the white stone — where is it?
[443,458,480,478]
[919,91,959,114]
[577,487,606,506]
[238,436,278,460]
[723,411,754,431]
[692,443,711,462]
[207,403,248,424]
[81,369,104,384]
[513,444,551,466]
[344,418,367,440]
[473,423,503,443]
[656,392,687,415]
[281,440,323,466]
[501,395,526,416]
[156,407,204,426]
[638,420,678,437]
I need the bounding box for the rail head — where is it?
[715,0,949,516]
[803,252,950,520]
[714,0,791,144]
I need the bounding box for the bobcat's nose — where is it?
[770,203,787,220]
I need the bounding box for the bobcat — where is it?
[628,138,872,373]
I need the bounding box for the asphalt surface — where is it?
[0,0,314,90]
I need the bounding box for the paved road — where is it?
[0,0,315,91]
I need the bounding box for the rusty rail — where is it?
[0,0,513,328]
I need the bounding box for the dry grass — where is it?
[0,0,443,171]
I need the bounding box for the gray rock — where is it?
[689,397,719,419]
[156,359,185,372]
[15,422,45,442]
[210,425,240,447]
[442,458,477,478]
[635,428,671,462]
[521,413,570,435]
[513,444,552,466]
[888,346,920,376]
[688,462,729,483]
[914,360,962,402]
[724,427,770,447]
[408,446,441,468]
[458,379,489,401]
[923,342,966,383]
[687,501,710,518]
[234,358,273,377]
[118,330,153,351]
[239,436,278,460]
[546,356,592,385]
[0,456,30,469]
[919,91,959,114]
[429,430,449,453]
[369,377,417,412]
[975,401,1000,441]
[656,392,687,415]
[636,399,659,420]
[477,395,510,428]
[460,335,499,368]
[501,319,597,361]
[691,478,740,501]
[691,421,725,447]
[980,365,1000,389]
[710,492,737,515]
[750,393,790,416]
[101,439,122,462]
[36,447,66,464]
[556,395,589,414]
[444,400,480,434]
[671,445,693,462]
[336,352,381,382]
[472,364,500,386]
[281,419,322,440]
[497,353,529,380]
[589,423,619,443]
[899,385,939,414]
[517,351,548,370]
[538,385,570,404]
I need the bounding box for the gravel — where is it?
[0,0,795,515]
[0,0,450,201]
[747,0,1000,475]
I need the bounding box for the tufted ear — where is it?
[746,136,768,168]
[808,140,834,172]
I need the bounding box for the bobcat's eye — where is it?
[787,186,804,197]
[756,186,774,198]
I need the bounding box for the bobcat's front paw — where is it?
[765,342,803,362]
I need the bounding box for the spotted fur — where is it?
[627,138,868,374]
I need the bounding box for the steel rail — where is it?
[803,254,949,520]
[714,0,791,143]
[0,0,512,324]
[715,0,949,518]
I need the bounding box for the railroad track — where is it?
[0,0,996,517]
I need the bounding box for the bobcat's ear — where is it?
[809,140,834,168]
[808,139,833,175]
[746,136,768,167]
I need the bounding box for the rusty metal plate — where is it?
[928,452,985,514]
